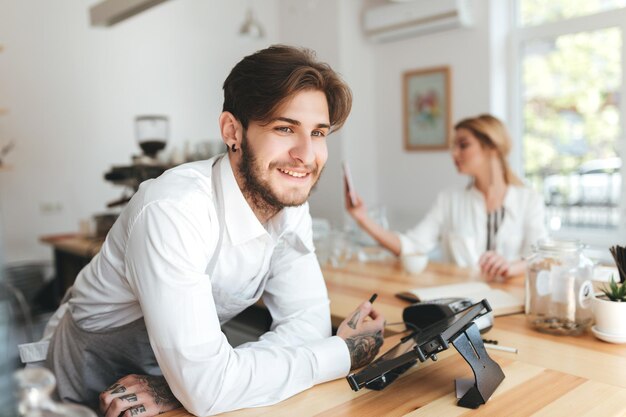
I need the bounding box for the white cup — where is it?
[401,253,428,274]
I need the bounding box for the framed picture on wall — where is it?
[403,66,451,151]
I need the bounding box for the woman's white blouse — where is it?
[397,185,548,267]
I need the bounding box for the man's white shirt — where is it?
[44,154,350,416]
[397,185,547,267]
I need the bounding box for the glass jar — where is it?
[525,238,594,335]
[14,367,97,417]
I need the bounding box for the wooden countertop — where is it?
[165,259,626,417]
[40,235,626,415]
[40,234,104,258]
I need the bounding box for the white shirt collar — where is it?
[218,155,302,245]
[219,155,268,246]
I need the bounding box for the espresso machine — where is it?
[104,115,169,208]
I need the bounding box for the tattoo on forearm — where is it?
[347,311,361,330]
[345,330,383,370]
[138,375,181,408]
[120,393,138,402]
[130,405,146,416]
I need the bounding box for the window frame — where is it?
[508,3,626,250]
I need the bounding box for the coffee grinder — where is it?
[134,115,168,164]
[103,115,170,208]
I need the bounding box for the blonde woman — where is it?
[346,114,547,280]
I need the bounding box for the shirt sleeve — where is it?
[239,210,350,382]
[125,200,347,416]
[520,189,548,257]
[397,191,447,256]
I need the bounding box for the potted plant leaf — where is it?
[591,245,626,343]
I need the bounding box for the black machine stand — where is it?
[346,300,505,409]
[451,321,505,408]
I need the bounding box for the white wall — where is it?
[0,0,279,262]
[370,0,494,230]
[0,0,500,262]
[338,1,378,217]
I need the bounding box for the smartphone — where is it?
[342,161,358,207]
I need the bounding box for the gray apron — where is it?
[45,156,264,410]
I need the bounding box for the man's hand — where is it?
[479,251,510,281]
[337,300,385,370]
[99,374,181,417]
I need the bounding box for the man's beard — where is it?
[239,132,322,217]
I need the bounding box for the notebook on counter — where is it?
[396,282,524,317]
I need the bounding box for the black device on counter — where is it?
[346,299,505,409]
[403,297,493,334]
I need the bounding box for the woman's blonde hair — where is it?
[454,114,523,186]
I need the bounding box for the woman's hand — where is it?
[479,251,510,281]
[343,182,402,256]
[100,374,181,417]
[344,185,368,223]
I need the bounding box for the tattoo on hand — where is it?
[138,375,181,408]
[130,405,146,416]
[347,311,361,330]
[110,384,126,395]
[120,393,138,403]
[345,330,383,370]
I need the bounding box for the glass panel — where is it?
[519,0,626,27]
[521,27,622,229]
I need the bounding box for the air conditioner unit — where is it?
[363,0,473,42]
[90,0,170,27]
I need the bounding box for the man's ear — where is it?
[219,111,242,150]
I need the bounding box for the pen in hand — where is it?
[369,293,378,304]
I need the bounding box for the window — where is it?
[520,0,626,27]
[513,1,626,239]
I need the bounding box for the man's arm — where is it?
[245,210,384,368]
[101,298,384,417]
[243,250,384,369]
[101,201,361,417]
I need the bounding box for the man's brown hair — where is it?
[223,45,352,132]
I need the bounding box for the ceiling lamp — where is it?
[239,8,265,39]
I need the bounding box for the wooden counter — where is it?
[40,234,103,259]
[165,259,626,416]
[40,235,626,415]
[39,234,104,303]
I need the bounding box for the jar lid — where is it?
[534,238,583,254]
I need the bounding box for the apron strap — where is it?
[206,155,225,277]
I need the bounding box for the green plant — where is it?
[600,276,626,302]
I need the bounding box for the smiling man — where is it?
[41,45,385,417]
